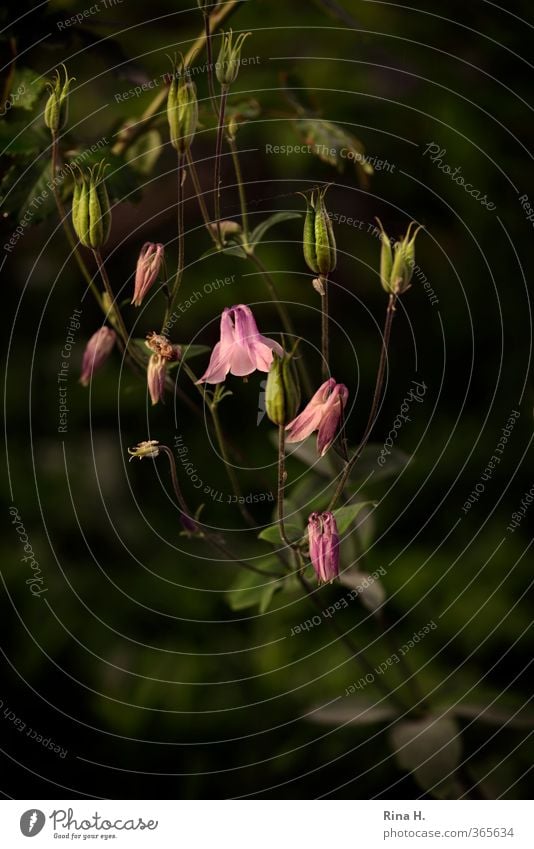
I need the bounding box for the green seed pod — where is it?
[44,65,74,134]
[265,352,301,426]
[376,219,422,294]
[301,187,336,276]
[167,65,198,154]
[71,162,111,249]
[216,30,251,87]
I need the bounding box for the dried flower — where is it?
[80,327,116,386]
[301,186,337,276]
[71,161,111,249]
[145,332,181,361]
[132,243,164,307]
[44,65,74,133]
[377,219,423,295]
[285,378,348,456]
[216,30,251,87]
[308,511,340,583]
[198,304,283,384]
[265,352,300,426]
[128,440,160,461]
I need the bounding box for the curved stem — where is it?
[159,444,196,524]
[328,292,397,511]
[164,151,186,330]
[213,85,229,247]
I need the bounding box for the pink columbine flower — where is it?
[197,304,283,384]
[80,327,116,386]
[308,511,340,583]
[285,378,348,456]
[132,242,164,307]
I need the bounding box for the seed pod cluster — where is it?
[71,161,111,250]
[302,186,337,276]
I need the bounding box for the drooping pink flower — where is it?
[285,378,348,456]
[308,511,339,583]
[80,327,116,386]
[147,354,167,405]
[132,242,164,307]
[197,304,283,384]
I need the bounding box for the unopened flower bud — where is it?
[167,66,198,155]
[44,65,74,134]
[128,440,160,461]
[71,161,111,249]
[216,30,251,87]
[308,511,339,584]
[132,243,165,307]
[301,186,336,276]
[265,352,300,426]
[80,327,116,386]
[377,218,423,295]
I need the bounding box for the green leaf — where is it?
[333,501,375,535]
[308,697,399,726]
[0,122,46,157]
[125,130,162,176]
[450,703,534,730]
[17,162,57,225]
[298,118,373,184]
[250,212,302,247]
[258,522,303,544]
[226,561,281,612]
[8,68,47,110]
[389,716,462,799]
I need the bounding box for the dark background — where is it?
[1,0,533,799]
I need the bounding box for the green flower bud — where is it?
[301,186,337,276]
[265,352,300,426]
[44,65,74,134]
[71,161,111,249]
[167,66,198,154]
[376,219,423,295]
[216,30,251,87]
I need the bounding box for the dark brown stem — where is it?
[213,85,228,247]
[328,292,397,511]
[159,445,196,524]
[277,425,295,548]
[185,149,217,241]
[320,274,329,380]
[203,10,219,117]
[93,249,130,347]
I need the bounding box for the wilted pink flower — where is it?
[80,327,116,386]
[145,331,181,361]
[132,242,164,307]
[308,511,339,583]
[198,304,283,384]
[285,378,348,456]
[147,354,167,405]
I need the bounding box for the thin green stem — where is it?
[277,425,295,548]
[228,135,250,249]
[93,249,130,347]
[328,293,397,512]
[51,133,102,306]
[248,253,313,397]
[185,149,217,241]
[213,85,229,247]
[159,445,196,524]
[320,274,329,380]
[210,400,255,526]
[203,10,219,117]
[165,151,186,328]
